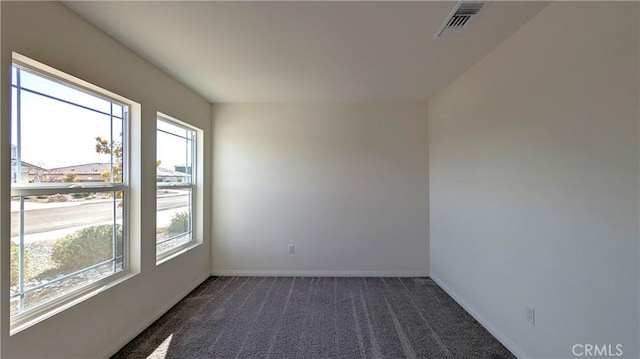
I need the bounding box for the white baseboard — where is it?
[430,273,529,359]
[211,269,429,277]
[97,273,210,359]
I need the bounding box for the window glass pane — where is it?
[157,122,194,185]
[10,192,124,316]
[156,117,196,257]
[156,188,193,254]
[17,68,115,116]
[16,91,122,182]
[10,62,130,322]
[11,67,124,184]
[157,119,188,138]
[112,104,123,118]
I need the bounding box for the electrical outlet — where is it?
[288,244,295,254]
[525,306,535,326]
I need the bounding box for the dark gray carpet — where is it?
[113,277,515,359]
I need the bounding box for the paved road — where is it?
[11,194,188,237]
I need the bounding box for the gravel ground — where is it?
[11,240,116,316]
[156,232,191,254]
[25,239,57,279]
[11,232,190,315]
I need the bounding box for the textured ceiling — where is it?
[64,1,548,103]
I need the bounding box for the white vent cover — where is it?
[434,1,485,38]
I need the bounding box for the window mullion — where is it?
[156,127,191,140]
[156,184,195,190]
[15,69,25,311]
[189,187,194,235]
[112,190,117,273]
[9,85,122,120]
[12,61,126,118]
[11,184,125,197]
[110,103,114,183]
[191,132,196,238]
[18,196,25,312]
[15,68,22,183]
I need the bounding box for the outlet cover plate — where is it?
[526,306,535,325]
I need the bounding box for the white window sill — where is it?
[10,270,139,336]
[156,241,202,266]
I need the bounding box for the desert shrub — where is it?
[49,194,69,202]
[167,211,190,235]
[10,242,30,287]
[10,242,18,286]
[51,225,122,273]
[62,173,77,182]
[11,242,20,287]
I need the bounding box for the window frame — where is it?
[9,54,135,332]
[155,113,199,262]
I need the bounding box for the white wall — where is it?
[1,2,212,358]
[213,103,429,276]
[429,2,639,358]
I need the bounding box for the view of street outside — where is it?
[11,190,189,243]
[9,189,189,315]
[9,64,196,318]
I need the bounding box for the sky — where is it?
[11,66,193,172]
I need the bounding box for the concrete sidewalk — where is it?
[12,206,187,244]
[11,191,186,212]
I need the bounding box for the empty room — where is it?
[0,1,638,358]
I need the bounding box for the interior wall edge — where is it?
[430,273,529,359]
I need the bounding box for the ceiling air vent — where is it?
[434,1,485,38]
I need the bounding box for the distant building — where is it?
[45,162,189,183]
[10,159,47,183]
[10,144,47,183]
[173,164,192,175]
[10,155,190,184]
[45,163,111,183]
[156,167,190,183]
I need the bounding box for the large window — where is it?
[10,57,130,327]
[156,115,197,260]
